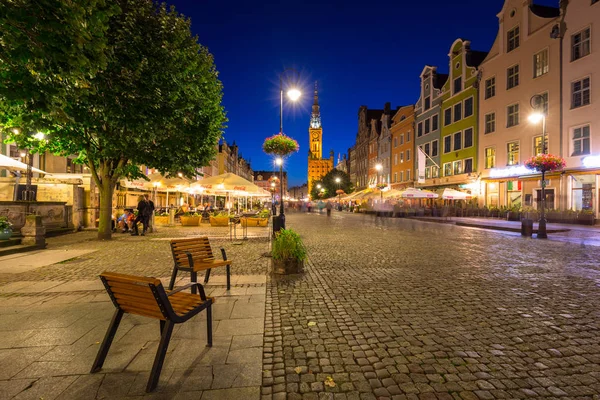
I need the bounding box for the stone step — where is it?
[0,243,45,257]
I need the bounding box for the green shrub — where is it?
[272,229,307,262]
[0,216,12,230]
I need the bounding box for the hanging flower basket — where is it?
[524,154,566,172]
[263,133,299,156]
[336,189,345,195]
[376,183,387,190]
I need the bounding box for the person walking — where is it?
[326,200,333,217]
[132,194,155,236]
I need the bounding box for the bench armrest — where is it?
[167,282,208,301]
[220,247,228,262]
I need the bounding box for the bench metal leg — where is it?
[147,320,175,392]
[91,309,123,373]
[206,303,213,347]
[221,248,230,291]
[203,269,211,286]
[191,271,198,295]
[168,266,178,291]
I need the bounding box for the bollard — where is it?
[521,218,533,237]
[169,208,176,226]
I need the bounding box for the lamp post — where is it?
[375,163,383,203]
[529,94,548,239]
[270,181,276,215]
[275,69,301,231]
[335,177,341,205]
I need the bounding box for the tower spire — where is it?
[310,81,321,129]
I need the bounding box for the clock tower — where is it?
[307,82,334,195]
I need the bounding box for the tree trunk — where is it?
[97,174,115,240]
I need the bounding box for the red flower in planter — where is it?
[263,133,299,156]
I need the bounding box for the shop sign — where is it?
[489,165,535,178]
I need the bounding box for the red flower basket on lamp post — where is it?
[263,133,299,232]
[524,154,566,238]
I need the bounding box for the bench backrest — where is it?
[170,237,214,268]
[100,272,169,320]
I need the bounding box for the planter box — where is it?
[272,258,304,274]
[210,216,229,227]
[507,212,521,221]
[241,217,268,227]
[577,214,595,225]
[154,216,170,226]
[180,216,200,226]
[0,228,12,240]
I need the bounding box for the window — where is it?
[453,77,462,94]
[572,27,591,61]
[453,160,463,175]
[424,143,430,156]
[507,65,519,89]
[485,113,496,134]
[432,115,438,131]
[453,131,462,151]
[418,122,423,137]
[572,125,591,156]
[394,154,398,165]
[507,104,519,127]
[464,97,473,118]
[393,137,397,148]
[406,149,411,161]
[485,77,496,99]
[424,96,431,110]
[399,134,404,145]
[533,49,549,78]
[464,128,473,148]
[572,77,591,108]
[444,108,452,126]
[406,170,410,181]
[454,103,462,122]
[432,166,439,178]
[425,167,431,179]
[507,141,520,165]
[464,159,473,174]
[399,171,403,182]
[485,147,496,169]
[424,119,430,134]
[444,162,452,176]
[393,172,397,183]
[432,140,438,157]
[507,26,520,52]
[444,136,451,153]
[406,131,411,142]
[534,135,548,155]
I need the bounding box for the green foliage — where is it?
[272,229,306,262]
[183,212,200,217]
[0,216,12,230]
[309,170,353,200]
[258,209,270,218]
[1,0,227,239]
[212,211,232,217]
[263,133,299,156]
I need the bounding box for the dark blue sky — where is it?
[169,0,558,187]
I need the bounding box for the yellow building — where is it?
[307,83,333,194]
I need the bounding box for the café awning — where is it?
[0,154,47,174]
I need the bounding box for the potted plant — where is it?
[0,217,13,240]
[210,211,230,227]
[180,212,201,226]
[154,211,170,225]
[507,205,521,221]
[577,209,595,225]
[272,229,307,274]
[241,209,270,227]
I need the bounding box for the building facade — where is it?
[307,84,334,193]
[479,0,561,209]
[561,0,600,216]
[390,105,415,189]
[414,66,447,186]
[254,170,287,199]
[377,103,394,185]
[439,39,487,191]
[355,106,384,189]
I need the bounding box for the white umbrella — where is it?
[399,187,439,199]
[442,188,471,200]
[193,172,263,194]
[0,153,47,174]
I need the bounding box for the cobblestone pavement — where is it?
[263,212,600,400]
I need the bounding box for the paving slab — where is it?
[0,249,97,274]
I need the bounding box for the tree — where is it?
[310,170,353,200]
[1,0,227,239]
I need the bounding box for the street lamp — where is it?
[276,69,301,231]
[529,94,548,239]
[375,163,383,203]
[270,181,276,215]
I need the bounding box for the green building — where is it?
[439,39,487,187]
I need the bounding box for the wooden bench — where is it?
[90,272,213,393]
[168,237,232,292]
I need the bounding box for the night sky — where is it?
[169,0,558,187]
